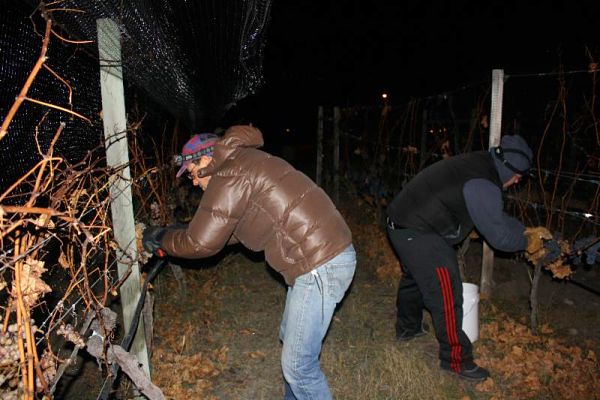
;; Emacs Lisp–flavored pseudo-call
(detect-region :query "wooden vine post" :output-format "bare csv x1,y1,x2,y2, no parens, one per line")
480,69,504,298
96,18,150,376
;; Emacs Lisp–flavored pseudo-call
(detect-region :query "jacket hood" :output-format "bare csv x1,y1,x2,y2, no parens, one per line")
491,134,533,184
198,125,264,177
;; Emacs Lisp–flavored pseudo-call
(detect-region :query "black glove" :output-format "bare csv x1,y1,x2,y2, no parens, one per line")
142,227,167,255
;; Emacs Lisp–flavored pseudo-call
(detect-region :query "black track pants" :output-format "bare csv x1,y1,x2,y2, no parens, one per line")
387,227,473,371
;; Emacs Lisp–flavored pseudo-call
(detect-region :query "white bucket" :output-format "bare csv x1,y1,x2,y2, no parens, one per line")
462,283,480,343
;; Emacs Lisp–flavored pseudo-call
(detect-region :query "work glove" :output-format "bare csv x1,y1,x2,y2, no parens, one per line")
524,226,553,255
524,226,553,265
142,226,167,256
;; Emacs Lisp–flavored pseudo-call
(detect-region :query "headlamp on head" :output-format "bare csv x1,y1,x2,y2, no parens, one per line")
493,146,532,175
173,146,215,166
174,133,218,178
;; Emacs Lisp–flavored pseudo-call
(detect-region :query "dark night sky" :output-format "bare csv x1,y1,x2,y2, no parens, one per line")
226,0,599,148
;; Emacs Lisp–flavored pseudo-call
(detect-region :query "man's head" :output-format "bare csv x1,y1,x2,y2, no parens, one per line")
175,133,219,189
492,134,533,189
175,133,219,178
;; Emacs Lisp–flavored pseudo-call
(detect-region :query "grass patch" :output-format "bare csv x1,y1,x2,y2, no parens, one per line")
324,343,462,399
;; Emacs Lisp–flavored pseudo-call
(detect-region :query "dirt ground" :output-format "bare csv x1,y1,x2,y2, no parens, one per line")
56,197,600,399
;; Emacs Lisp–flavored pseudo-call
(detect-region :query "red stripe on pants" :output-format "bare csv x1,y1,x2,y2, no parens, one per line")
435,268,454,366
442,268,462,372
436,267,462,372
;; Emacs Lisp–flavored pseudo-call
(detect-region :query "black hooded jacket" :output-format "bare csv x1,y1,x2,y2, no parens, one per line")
387,151,527,251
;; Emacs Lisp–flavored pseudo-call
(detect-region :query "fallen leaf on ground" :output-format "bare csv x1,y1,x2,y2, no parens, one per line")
246,350,266,359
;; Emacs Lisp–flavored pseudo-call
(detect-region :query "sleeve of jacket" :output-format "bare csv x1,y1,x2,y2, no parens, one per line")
161,174,250,258
463,178,527,252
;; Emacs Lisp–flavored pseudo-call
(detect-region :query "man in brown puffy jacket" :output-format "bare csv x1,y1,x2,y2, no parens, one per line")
143,125,356,399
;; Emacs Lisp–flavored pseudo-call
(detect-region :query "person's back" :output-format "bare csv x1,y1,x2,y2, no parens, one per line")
387,151,501,244
212,141,352,284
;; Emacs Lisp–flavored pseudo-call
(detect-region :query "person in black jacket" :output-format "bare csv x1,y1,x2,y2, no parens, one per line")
386,134,545,382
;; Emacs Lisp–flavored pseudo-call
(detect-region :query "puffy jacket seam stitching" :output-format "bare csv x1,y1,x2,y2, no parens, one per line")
182,231,220,254
199,204,241,221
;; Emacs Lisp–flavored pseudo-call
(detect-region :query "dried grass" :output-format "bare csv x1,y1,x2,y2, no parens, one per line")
324,343,460,400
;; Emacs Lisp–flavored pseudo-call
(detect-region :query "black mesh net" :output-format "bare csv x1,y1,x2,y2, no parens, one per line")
50,0,271,128
0,0,272,195
0,2,104,197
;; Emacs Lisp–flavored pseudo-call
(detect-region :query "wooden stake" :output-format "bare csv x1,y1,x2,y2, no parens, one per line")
481,69,504,298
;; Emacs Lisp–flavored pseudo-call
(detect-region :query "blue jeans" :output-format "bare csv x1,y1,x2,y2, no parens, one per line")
279,244,356,400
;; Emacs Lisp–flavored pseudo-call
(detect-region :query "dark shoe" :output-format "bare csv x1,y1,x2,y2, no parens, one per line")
441,362,490,382
396,322,429,342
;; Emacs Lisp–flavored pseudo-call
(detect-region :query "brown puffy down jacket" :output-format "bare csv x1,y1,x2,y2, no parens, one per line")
161,125,352,285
